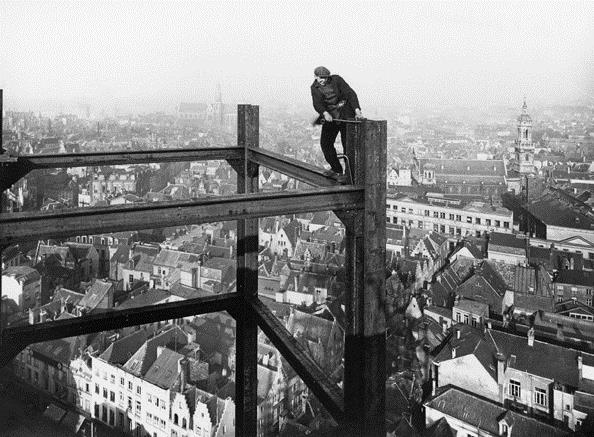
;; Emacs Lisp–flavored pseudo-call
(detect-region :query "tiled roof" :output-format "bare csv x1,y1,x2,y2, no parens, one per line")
489,232,526,250
556,270,594,287
31,335,83,365
123,326,187,377
418,159,506,177
454,298,489,315
110,245,130,264
425,385,570,437
144,347,184,389
99,330,148,364
2,265,40,284
154,249,200,269
78,280,113,311
528,194,594,231
282,220,301,247
117,289,171,310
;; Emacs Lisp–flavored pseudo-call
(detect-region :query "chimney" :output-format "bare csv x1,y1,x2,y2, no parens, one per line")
578,354,583,381
497,352,506,404
157,345,165,358
179,357,188,392
39,309,48,323
527,327,535,347
455,328,461,340
451,346,457,359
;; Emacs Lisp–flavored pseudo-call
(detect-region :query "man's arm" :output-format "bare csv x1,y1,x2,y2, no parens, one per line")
335,75,361,113
311,86,327,115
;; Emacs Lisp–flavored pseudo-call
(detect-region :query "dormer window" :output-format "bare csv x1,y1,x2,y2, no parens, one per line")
500,423,509,436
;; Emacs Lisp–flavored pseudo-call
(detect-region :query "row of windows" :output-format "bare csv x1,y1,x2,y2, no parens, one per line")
508,380,547,407
387,204,510,228
75,235,121,245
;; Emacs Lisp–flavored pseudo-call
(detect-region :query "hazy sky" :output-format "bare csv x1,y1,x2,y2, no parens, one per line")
1,0,593,112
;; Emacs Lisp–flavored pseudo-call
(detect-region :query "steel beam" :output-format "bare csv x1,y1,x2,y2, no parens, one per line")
249,297,345,422
248,147,336,187
343,119,387,436
0,186,363,246
0,293,240,367
235,104,260,436
11,147,243,168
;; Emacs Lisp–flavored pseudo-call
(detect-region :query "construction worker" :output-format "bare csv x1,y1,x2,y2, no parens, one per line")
311,66,363,183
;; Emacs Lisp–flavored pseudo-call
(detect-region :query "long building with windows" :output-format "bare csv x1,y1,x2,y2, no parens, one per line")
386,192,513,240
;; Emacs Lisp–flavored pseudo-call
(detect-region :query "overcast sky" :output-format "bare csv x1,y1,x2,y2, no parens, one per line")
1,0,593,112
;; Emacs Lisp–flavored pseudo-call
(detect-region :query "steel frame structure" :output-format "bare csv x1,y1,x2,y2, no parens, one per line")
0,100,387,436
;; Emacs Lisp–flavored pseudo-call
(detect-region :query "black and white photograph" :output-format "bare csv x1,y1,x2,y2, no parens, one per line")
1,1,593,436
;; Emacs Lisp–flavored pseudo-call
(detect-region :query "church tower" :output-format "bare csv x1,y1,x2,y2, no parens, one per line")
513,99,535,174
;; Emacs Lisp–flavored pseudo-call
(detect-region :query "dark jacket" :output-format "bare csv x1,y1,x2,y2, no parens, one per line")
311,75,360,123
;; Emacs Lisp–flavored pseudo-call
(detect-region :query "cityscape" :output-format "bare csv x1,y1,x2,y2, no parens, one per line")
1,1,594,437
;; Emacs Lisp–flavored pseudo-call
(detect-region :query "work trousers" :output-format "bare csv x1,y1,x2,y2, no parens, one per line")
320,121,347,174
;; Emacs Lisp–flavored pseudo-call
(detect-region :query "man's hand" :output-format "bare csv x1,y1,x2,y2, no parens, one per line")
355,108,364,120
323,111,333,123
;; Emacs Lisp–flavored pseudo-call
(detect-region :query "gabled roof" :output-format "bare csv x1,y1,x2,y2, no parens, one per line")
78,280,113,311
99,330,148,364
123,326,187,377
64,242,95,260
282,220,301,247
110,245,130,264
2,265,40,284
425,385,570,437
144,347,184,389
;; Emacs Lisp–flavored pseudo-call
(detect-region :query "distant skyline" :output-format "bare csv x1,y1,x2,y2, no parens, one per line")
1,0,593,114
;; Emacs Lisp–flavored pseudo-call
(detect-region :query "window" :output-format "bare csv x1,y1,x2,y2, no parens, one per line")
128,381,133,390
440,212,445,219
456,312,461,322
401,207,406,213
464,314,469,324
449,214,455,220
110,374,115,384
408,208,413,214
424,210,430,216
509,379,521,398
148,394,152,403
456,228,462,236
136,386,141,395
503,221,509,229
495,220,501,227
103,388,108,399
455,215,461,221
95,384,100,394
433,211,439,218
110,391,115,402
587,289,593,296
440,225,445,233
433,224,439,232
392,217,397,224
135,400,141,414
501,424,509,437
475,217,481,225
534,387,547,406
174,413,179,425
466,216,472,223
485,219,491,226
557,295,563,303
418,221,424,229
120,377,125,386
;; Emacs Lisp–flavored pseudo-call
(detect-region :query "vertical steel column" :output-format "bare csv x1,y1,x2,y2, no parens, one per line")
343,119,387,436
235,104,260,436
